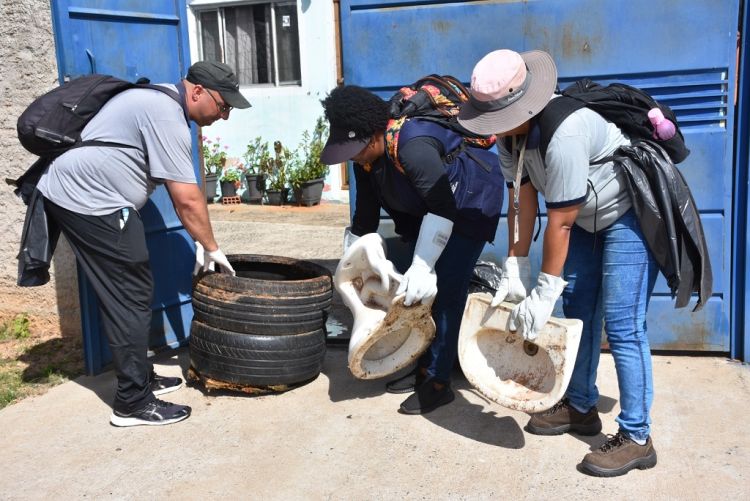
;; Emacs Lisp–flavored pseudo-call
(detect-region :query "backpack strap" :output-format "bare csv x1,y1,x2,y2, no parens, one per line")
385,118,491,174
76,84,182,151
536,95,587,160
8,85,184,191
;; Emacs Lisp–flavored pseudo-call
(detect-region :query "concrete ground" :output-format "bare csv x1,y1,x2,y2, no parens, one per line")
1,202,748,500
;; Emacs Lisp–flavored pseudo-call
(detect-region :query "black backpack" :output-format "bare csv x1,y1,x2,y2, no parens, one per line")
536,79,690,164
17,74,180,158
9,74,181,193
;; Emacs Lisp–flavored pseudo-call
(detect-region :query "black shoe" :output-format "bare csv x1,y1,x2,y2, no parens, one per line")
110,399,191,427
150,373,183,396
385,367,426,394
399,382,455,415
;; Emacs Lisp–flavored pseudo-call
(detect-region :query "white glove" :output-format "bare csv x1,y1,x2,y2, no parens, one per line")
194,241,236,276
396,213,453,306
491,256,532,307
508,272,567,341
194,241,206,275
343,227,360,254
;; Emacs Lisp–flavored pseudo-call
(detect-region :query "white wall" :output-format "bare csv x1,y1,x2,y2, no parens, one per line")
186,0,346,202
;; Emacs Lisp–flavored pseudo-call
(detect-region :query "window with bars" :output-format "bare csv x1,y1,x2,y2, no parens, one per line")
197,2,301,86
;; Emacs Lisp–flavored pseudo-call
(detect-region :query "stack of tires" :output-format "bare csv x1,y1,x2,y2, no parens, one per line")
189,254,332,390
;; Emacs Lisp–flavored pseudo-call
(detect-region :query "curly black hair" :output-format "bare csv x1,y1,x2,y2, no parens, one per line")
321,85,390,137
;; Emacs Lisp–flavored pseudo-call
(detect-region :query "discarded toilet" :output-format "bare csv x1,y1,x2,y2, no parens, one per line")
334,233,435,380
458,293,582,413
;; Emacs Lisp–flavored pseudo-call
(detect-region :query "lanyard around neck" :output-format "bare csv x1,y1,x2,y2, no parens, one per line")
511,134,527,245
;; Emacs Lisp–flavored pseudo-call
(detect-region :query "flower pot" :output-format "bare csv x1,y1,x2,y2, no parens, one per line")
294,178,325,207
245,173,266,204
266,188,289,206
205,174,218,203
221,180,238,198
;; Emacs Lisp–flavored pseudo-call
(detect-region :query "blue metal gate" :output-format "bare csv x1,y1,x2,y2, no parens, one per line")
50,0,198,374
735,0,750,362
340,0,740,354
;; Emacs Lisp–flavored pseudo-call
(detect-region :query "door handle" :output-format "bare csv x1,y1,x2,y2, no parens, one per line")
86,49,96,74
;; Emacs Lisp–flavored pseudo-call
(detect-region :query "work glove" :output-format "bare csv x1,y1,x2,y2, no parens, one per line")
194,241,236,276
396,213,453,306
508,272,567,341
343,226,360,254
357,233,400,294
490,256,532,307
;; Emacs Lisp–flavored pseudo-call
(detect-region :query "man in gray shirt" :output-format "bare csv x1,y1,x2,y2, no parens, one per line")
36,61,250,427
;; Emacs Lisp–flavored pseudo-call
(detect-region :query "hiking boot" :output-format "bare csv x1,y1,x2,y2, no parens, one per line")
150,372,183,396
525,398,602,436
399,382,454,414
385,367,426,394
579,432,657,477
110,399,191,427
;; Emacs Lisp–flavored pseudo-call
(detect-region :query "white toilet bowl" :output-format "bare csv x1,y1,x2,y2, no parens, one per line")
334,234,435,379
458,292,582,413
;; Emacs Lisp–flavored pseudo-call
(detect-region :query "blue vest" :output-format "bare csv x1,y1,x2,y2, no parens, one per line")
393,119,504,242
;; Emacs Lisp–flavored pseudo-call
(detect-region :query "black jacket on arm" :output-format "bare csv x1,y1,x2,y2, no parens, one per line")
614,140,712,311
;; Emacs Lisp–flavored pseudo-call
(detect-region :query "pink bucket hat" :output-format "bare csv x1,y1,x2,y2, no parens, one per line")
458,49,557,135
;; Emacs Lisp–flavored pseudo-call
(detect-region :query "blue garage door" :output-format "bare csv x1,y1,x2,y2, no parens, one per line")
50,0,198,374
340,0,740,353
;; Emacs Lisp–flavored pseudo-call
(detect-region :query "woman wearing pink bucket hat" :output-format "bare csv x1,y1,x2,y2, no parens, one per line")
459,49,659,477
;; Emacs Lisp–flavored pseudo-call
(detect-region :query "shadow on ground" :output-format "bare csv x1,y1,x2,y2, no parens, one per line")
19,336,84,383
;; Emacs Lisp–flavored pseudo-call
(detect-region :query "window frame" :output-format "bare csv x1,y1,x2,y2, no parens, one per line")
193,0,301,87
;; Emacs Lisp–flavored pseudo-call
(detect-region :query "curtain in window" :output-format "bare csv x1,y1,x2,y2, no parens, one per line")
225,5,273,85
200,10,222,62
275,3,301,84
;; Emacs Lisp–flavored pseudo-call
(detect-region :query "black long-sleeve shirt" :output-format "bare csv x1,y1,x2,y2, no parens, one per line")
351,135,457,242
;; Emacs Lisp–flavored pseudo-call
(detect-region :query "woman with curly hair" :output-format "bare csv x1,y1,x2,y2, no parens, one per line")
320,84,504,414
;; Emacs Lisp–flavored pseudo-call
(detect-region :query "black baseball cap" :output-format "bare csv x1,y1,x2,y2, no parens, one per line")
319,126,370,164
186,61,251,109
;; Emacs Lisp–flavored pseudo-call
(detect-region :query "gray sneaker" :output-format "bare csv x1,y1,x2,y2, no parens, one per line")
110,399,191,427
579,432,657,477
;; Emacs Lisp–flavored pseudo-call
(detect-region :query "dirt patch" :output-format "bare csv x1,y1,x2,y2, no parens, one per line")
0,313,84,409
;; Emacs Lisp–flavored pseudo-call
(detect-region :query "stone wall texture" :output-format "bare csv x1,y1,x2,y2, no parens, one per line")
0,0,81,336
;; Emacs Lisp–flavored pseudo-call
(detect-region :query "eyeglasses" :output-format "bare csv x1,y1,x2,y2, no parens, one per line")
206,89,232,114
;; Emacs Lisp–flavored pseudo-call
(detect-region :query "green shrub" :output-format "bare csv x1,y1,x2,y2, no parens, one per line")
243,137,269,175
290,117,330,188
220,167,242,183
201,136,228,176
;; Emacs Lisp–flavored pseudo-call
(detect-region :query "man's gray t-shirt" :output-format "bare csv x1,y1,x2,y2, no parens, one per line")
37,85,196,215
499,103,632,232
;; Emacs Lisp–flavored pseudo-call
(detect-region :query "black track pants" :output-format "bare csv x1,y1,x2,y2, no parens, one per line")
44,199,155,413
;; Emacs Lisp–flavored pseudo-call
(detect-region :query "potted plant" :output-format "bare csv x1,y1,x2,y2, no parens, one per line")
220,167,242,198
265,140,294,206
243,136,269,204
290,117,330,206
202,136,228,202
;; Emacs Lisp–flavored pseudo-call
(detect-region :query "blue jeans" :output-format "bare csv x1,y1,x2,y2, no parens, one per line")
420,232,485,384
563,209,658,441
